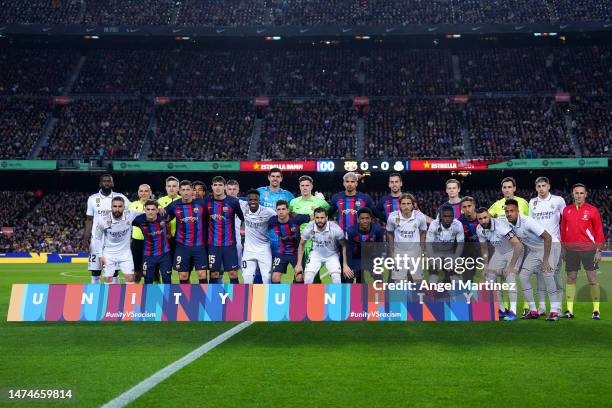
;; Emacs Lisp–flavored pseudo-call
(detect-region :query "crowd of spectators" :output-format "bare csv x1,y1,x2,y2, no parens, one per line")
259,100,356,160
0,192,88,253
365,49,454,96
0,0,81,25
0,48,78,96
151,100,254,160
74,50,173,95
458,47,556,93
556,45,612,95
0,191,37,228
364,99,465,159
267,49,360,96
3,0,610,26
570,97,612,156
467,98,574,158
40,99,150,159
173,51,266,97
0,98,49,159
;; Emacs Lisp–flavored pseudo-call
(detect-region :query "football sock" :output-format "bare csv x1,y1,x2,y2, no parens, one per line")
566,283,576,313
591,283,600,312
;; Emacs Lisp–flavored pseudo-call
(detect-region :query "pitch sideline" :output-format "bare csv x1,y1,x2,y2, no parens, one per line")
101,321,253,408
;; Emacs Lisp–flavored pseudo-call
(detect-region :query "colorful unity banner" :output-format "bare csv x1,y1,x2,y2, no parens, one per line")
8,284,498,322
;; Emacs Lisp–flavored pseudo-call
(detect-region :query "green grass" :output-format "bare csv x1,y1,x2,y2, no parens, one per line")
1,263,611,407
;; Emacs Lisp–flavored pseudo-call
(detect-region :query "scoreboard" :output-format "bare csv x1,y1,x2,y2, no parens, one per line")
316,160,408,173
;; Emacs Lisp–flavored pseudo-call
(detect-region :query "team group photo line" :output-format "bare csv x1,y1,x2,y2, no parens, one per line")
87,168,605,322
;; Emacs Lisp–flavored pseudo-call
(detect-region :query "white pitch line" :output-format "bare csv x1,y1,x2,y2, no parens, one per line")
101,321,253,408
60,271,89,278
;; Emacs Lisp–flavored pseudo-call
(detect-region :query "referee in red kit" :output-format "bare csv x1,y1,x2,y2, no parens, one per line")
561,183,605,320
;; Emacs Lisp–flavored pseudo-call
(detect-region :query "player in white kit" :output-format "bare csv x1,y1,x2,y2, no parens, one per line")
92,197,141,284
240,190,276,284
386,194,428,283
83,174,130,284
529,176,566,316
295,207,351,284
476,207,524,321
504,199,561,321
426,205,465,283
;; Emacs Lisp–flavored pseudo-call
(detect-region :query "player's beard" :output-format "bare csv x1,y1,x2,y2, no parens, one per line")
112,211,123,219
315,221,326,229
482,222,491,230
101,187,112,195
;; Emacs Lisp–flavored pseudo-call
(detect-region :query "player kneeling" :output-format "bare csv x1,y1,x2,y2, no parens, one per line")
476,208,523,321
132,200,172,284
93,197,142,284
295,208,352,284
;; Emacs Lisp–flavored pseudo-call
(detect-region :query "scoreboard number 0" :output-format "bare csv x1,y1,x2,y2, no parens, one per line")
381,161,389,171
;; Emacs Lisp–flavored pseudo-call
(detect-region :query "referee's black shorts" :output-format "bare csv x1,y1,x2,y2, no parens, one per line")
565,249,597,272
131,239,144,271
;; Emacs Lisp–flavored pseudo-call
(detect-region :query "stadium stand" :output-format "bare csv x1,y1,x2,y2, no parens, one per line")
0,98,49,159
40,99,150,159
364,99,465,159
74,50,173,95
467,98,574,159
570,97,612,157
151,100,254,160
259,100,357,160
0,48,77,96
2,0,611,26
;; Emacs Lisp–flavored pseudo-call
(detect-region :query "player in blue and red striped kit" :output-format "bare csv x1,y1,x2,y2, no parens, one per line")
206,176,244,284
165,180,209,284
375,173,403,222
458,196,481,282
329,172,375,233
438,178,462,219
268,200,311,283
346,208,385,283
132,200,172,284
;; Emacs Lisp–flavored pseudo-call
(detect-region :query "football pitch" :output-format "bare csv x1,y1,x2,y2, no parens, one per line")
2,263,612,407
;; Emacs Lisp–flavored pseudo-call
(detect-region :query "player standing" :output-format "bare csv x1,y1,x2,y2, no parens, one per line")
164,181,209,284
504,199,560,320
386,194,428,283
206,176,244,284
83,174,130,284
426,205,465,283
193,180,207,199
346,208,385,283
268,200,311,283
458,197,481,282
561,183,605,320
329,172,375,234
128,184,152,283
295,208,352,284
240,190,277,284
439,178,462,219
92,197,141,284
226,179,244,268
375,173,403,222
158,176,181,264
476,207,524,321
488,177,529,222
529,177,566,316
132,200,172,284
289,175,329,283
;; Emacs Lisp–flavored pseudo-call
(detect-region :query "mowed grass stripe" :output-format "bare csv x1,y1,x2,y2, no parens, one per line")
0,265,239,407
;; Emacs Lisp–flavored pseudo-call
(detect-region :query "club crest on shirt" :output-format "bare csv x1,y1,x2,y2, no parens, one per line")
96,198,100,203
583,214,589,220
355,201,362,207
291,226,296,232
193,208,199,213
160,221,165,227
223,207,228,212
106,221,112,228
395,217,401,225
